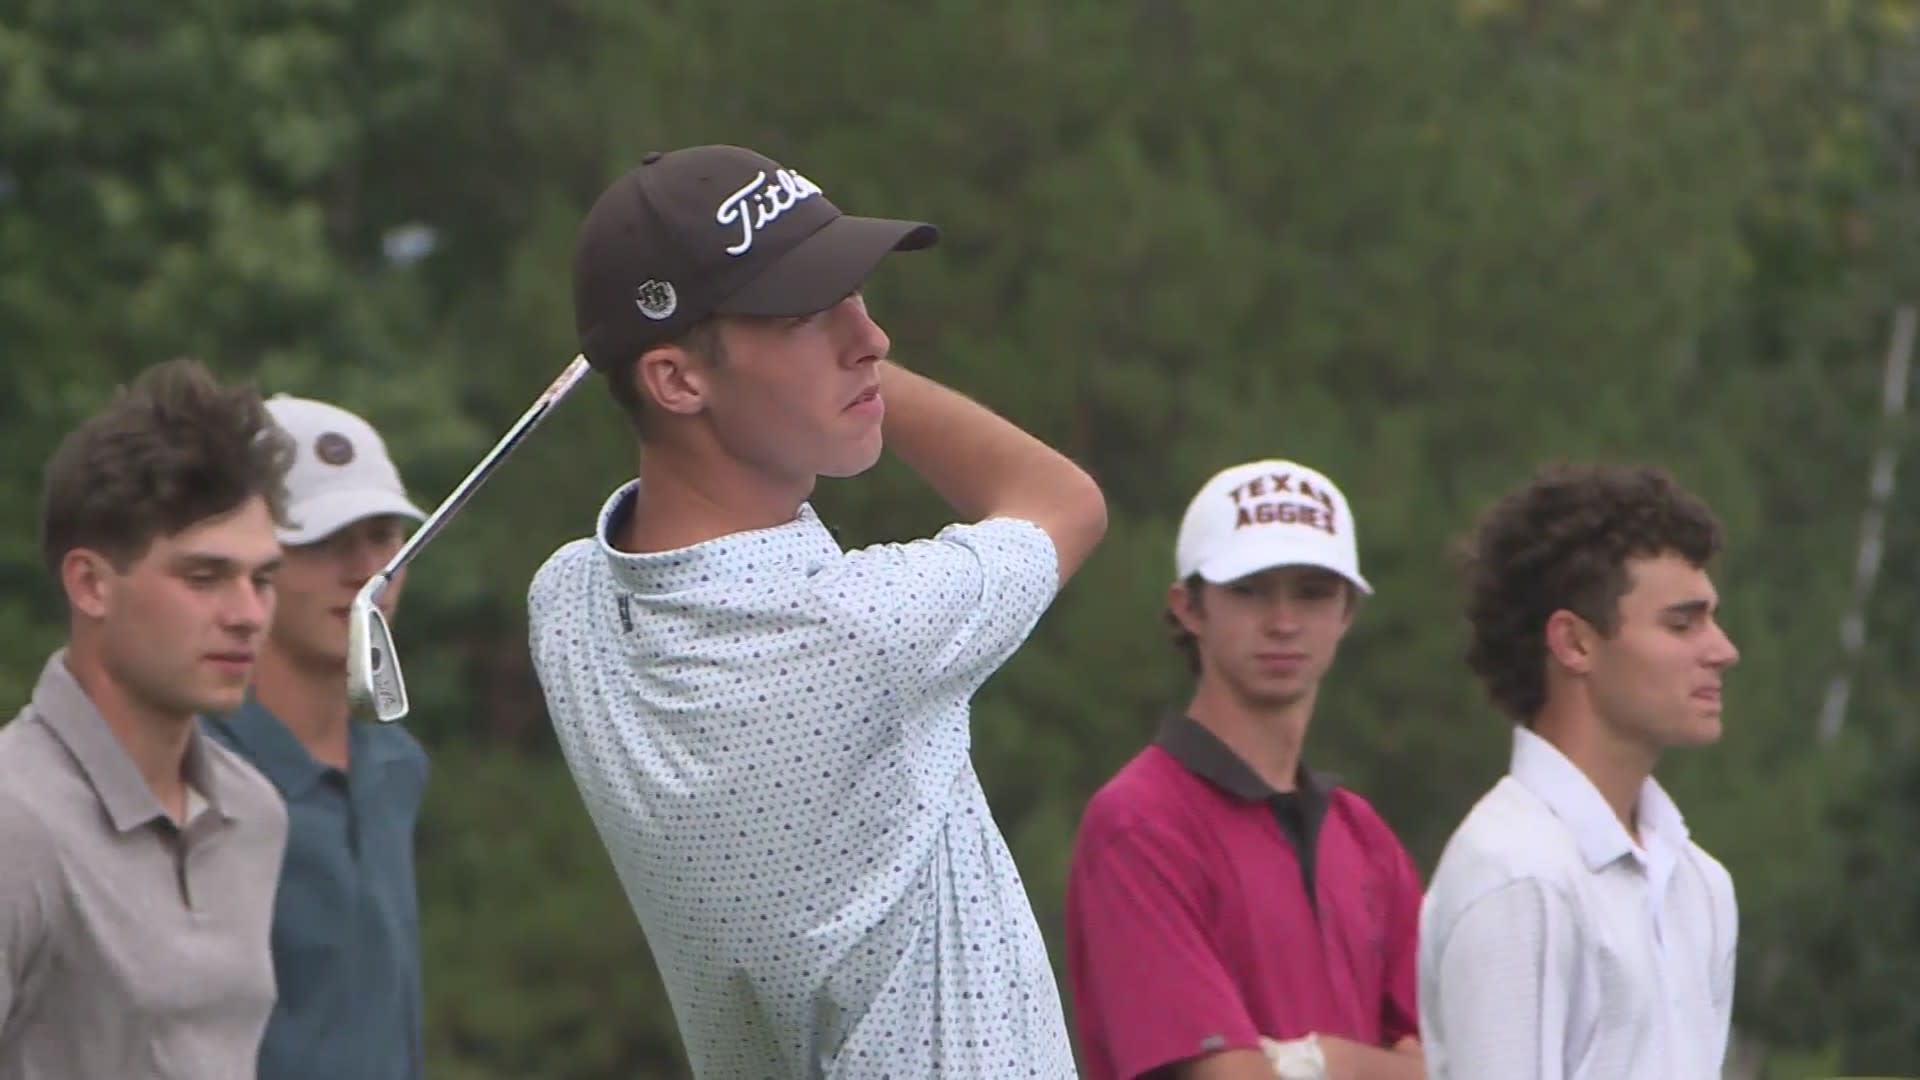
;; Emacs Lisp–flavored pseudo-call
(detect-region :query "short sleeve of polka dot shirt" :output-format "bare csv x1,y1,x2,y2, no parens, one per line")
527,480,1081,1080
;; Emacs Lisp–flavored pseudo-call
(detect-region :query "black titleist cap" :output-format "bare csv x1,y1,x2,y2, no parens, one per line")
572,144,939,370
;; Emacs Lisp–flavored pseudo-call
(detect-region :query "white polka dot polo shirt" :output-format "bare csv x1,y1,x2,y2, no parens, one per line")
527,480,1079,1080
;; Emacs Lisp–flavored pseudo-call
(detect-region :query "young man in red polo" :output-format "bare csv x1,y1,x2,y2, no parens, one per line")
1064,459,1425,1080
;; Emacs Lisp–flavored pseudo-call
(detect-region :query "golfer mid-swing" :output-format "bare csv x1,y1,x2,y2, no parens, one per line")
528,144,1108,1079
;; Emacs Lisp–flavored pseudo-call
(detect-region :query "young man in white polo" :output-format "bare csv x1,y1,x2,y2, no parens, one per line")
1418,463,1741,1079
527,144,1108,1079
203,394,431,1080
1064,459,1424,1080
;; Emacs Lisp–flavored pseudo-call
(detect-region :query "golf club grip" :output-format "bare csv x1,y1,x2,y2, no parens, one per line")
377,354,592,580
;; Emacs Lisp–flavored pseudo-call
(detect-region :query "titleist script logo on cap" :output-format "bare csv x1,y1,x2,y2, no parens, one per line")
635,279,677,321
1227,470,1339,535
717,168,824,256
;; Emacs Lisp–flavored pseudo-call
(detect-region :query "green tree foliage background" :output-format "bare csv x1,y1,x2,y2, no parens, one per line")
4,0,1918,1075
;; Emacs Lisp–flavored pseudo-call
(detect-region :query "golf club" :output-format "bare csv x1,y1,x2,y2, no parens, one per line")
348,353,593,722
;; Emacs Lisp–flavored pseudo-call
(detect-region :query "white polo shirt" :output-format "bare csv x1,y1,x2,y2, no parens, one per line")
526,481,1078,1080
1416,726,1738,1080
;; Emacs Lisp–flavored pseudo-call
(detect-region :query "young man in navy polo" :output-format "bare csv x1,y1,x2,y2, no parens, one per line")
1064,459,1425,1080
203,395,431,1080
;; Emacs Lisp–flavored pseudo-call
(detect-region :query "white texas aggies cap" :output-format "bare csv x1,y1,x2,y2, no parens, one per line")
1173,458,1371,594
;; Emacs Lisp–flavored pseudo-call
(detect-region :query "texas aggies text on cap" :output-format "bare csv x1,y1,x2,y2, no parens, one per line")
1174,459,1372,594
571,144,940,371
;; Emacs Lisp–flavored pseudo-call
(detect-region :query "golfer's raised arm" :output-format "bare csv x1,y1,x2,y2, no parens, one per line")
878,360,1107,583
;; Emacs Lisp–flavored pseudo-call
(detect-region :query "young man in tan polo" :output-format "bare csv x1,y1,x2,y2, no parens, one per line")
0,359,294,1079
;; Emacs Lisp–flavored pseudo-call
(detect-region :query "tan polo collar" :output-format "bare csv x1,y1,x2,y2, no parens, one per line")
29,648,233,833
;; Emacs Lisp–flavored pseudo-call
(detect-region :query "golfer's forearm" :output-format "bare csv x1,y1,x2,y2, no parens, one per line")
879,361,1106,576
1173,1049,1277,1080
1330,1041,1425,1080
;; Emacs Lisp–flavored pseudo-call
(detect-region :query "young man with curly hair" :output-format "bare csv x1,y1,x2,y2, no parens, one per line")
1417,463,1742,1080
1,359,296,1078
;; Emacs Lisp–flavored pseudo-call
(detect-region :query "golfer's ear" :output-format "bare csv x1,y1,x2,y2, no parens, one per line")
61,548,114,620
637,344,710,417
1167,579,1203,636
1544,608,1596,675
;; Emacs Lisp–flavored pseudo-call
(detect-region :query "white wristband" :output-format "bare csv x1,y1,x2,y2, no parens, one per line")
1259,1034,1328,1080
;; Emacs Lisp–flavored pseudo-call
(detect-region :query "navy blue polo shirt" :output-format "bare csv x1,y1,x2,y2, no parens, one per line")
202,693,430,1080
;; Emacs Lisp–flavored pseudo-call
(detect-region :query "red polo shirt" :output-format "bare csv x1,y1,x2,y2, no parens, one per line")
1063,714,1422,1080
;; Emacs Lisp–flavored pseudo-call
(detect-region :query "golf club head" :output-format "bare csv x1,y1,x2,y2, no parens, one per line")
347,578,410,723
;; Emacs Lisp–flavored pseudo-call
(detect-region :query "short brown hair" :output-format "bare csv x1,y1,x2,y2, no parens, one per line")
40,359,297,576
1458,462,1724,725
607,319,728,435
1166,573,1207,675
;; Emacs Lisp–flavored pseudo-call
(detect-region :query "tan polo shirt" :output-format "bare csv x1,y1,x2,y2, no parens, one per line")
0,649,289,1080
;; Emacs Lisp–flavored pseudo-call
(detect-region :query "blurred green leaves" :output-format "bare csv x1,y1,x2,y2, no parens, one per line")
4,0,1919,1074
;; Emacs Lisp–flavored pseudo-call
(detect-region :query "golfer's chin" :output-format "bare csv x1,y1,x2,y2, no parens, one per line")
818,434,885,479
182,680,250,719
1671,712,1725,748
1648,702,1725,750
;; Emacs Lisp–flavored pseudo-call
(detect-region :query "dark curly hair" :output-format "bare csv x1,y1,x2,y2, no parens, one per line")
41,358,297,577
1458,462,1724,725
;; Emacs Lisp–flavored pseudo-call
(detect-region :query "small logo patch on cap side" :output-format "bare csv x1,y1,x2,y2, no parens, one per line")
635,279,677,321
315,432,355,466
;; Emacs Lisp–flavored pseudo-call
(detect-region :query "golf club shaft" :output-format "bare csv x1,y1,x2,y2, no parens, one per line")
369,354,592,591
